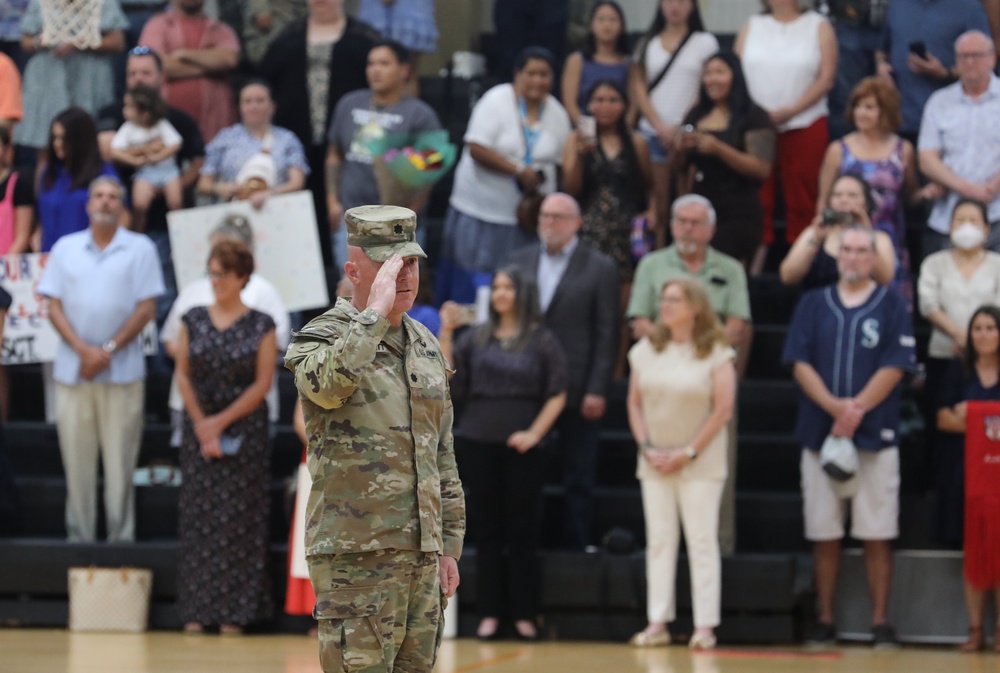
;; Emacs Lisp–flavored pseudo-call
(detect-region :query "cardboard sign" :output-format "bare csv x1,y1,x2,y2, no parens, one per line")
167,191,329,312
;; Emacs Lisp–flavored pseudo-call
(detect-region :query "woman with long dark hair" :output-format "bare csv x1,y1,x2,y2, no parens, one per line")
440,267,567,641
672,52,774,267
564,79,651,282
561,1,632,126
37,107,119,251
936,305,1000,651
629,0,718,241
436,48,571,304
564,78,651,375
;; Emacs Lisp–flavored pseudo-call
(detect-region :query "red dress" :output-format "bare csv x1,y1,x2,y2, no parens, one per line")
285,448,315,615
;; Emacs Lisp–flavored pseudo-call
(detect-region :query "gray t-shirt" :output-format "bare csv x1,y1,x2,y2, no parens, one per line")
327,89,442,211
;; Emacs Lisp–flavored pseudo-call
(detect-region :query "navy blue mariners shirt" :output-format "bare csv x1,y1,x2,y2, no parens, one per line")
782,284,917,452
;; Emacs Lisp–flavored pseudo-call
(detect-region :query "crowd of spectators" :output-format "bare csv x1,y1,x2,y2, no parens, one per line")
2,0,1000,652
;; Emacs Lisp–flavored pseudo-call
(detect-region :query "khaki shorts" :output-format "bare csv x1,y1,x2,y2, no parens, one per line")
800,447,900,541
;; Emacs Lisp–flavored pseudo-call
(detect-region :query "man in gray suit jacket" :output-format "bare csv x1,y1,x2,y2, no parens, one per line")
507,193,619,549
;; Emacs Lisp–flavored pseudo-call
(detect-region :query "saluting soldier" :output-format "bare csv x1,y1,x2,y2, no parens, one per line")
284,205,465,673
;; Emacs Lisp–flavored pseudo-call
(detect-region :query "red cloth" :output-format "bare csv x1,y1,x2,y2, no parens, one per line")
285,448,315,615
138,11,240,143
964,401,1000,589
760,116,828,245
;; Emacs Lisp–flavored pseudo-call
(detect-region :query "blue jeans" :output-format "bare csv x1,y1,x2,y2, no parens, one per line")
828,23,881,141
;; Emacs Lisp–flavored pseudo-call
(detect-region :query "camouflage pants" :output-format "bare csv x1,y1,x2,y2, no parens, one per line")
309,550,445,673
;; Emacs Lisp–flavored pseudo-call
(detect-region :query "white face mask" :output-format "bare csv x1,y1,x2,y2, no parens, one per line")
951,221,986,250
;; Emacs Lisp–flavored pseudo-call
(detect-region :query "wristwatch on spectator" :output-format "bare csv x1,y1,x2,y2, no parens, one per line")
683,446,698,460
102,340,117,354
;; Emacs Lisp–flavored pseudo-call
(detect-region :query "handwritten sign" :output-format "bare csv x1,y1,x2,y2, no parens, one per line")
0,254,157,365
167,191,329,312
0,254,57,365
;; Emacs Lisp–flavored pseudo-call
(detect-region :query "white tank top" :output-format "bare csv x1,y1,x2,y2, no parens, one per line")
741,11,828,132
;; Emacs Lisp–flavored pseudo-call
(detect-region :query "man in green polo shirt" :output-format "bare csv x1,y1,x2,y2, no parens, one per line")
627,194,751,348
626,193,752,556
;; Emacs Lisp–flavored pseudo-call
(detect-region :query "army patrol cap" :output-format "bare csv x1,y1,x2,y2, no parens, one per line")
345,205,427,262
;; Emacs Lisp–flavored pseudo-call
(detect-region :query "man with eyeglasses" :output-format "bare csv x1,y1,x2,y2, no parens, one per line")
782,225,915,647
96,45,205,373
505,192,619,550
918,30,1000,255
874,0,990,143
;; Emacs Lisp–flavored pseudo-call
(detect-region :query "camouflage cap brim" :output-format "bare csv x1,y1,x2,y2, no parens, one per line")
362,240,427,262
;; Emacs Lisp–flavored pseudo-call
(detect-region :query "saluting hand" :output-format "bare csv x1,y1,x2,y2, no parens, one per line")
366,254,405,318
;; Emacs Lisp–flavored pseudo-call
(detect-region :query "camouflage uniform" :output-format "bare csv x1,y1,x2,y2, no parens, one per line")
284,205,465,673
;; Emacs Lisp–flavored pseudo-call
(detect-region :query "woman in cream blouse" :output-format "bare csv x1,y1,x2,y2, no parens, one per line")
626,276,736,650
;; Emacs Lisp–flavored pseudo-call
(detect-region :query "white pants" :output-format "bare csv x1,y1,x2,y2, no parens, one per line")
55,381,145,542
640,476,724,628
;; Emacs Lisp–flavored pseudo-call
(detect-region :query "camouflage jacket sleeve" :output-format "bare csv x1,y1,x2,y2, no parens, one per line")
284,307,389,410
437,393,465,559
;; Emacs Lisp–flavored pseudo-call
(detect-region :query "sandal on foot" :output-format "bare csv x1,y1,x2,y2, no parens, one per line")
960,626,984,652
629,630,670,647
689,632,717,650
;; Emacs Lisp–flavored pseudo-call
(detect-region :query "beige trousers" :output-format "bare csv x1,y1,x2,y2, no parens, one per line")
55,381,145,542
640,475,725,628
718,414,738,555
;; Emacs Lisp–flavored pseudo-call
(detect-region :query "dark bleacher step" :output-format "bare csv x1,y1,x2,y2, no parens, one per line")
6,421,302,480
746,325,792,380
11,477,296,542
737,380,798,434
7,367,301,425
6,364,45,422
748,272,802,325
0,538,802,642
735,434,801,491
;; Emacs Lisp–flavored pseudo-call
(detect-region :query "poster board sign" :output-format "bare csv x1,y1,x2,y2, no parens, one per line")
167,191,329,312
0,254,157,365
0,253,57,364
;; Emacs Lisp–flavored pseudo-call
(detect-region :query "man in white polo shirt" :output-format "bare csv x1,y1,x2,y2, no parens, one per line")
38,176,164,542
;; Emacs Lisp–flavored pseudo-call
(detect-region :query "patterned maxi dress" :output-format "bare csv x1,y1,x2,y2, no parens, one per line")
839,138,912,307
177,306,275,626
579,143,646,282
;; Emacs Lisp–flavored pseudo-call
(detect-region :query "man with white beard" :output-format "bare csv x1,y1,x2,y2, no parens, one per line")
626,193,751,556
38,176,164,542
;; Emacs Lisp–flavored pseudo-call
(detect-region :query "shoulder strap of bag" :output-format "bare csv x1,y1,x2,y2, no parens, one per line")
646,30,696,94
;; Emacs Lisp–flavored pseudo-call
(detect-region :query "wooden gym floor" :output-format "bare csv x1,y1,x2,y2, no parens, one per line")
0,630,997,673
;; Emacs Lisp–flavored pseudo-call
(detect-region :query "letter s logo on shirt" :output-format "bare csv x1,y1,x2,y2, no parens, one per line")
861,319,880,349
